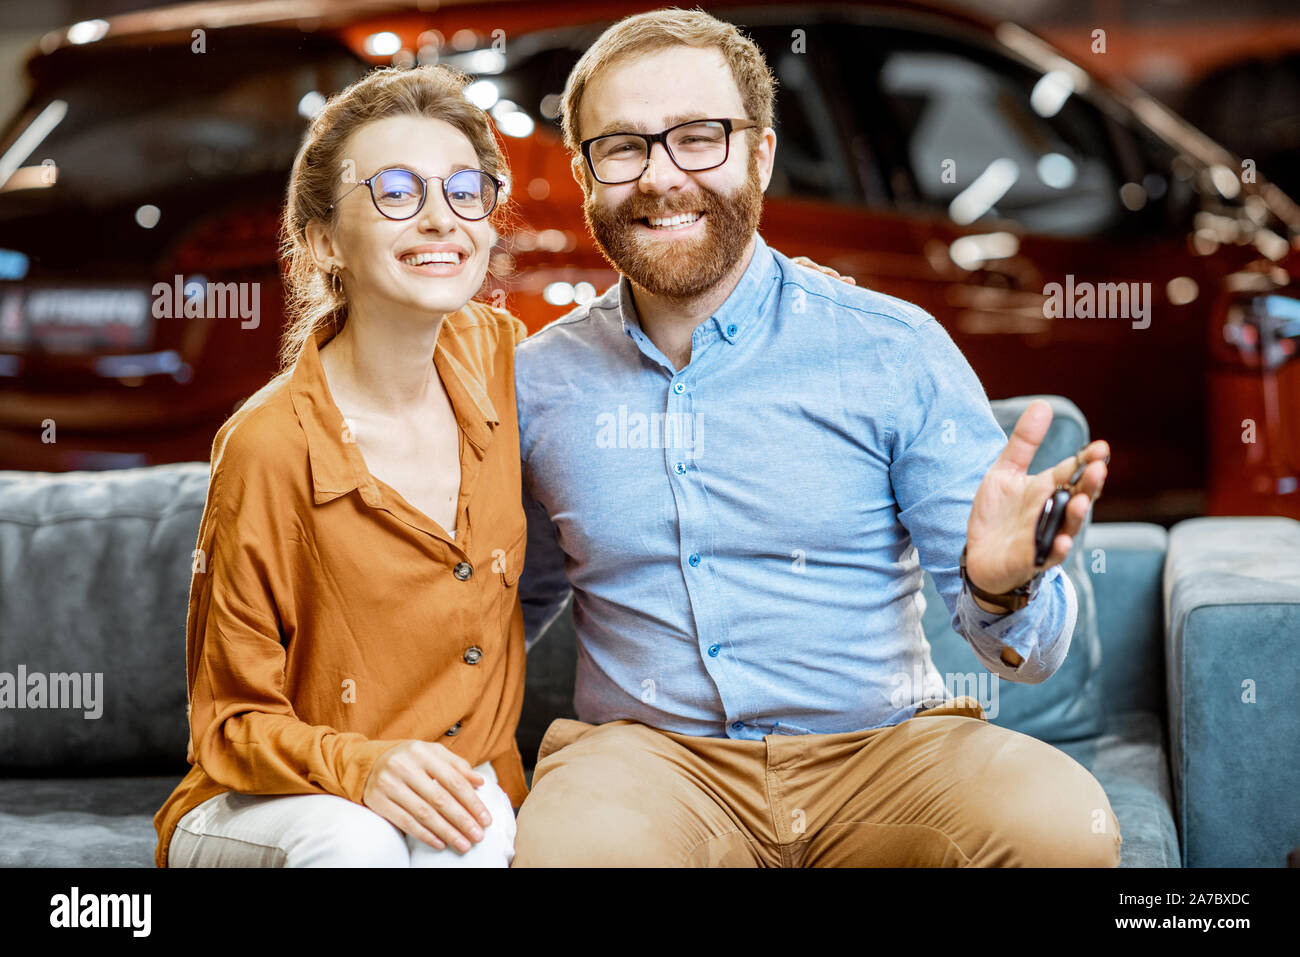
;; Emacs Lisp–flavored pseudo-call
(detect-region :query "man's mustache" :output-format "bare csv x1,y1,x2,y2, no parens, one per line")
616,193,713,221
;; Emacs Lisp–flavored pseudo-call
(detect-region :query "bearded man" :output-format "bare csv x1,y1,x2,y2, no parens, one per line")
510,7,1117,868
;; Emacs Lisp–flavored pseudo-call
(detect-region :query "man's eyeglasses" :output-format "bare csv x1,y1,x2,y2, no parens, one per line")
580,118,758,185
328,167,504,221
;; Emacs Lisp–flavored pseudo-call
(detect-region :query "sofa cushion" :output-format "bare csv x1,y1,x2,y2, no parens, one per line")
921,395,1106,743
0,463,205,770
0,775,178,866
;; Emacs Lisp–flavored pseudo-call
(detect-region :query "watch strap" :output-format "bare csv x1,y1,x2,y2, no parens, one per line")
960,544,1040,612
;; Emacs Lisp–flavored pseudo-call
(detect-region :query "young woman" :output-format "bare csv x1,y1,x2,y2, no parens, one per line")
153,64,530,867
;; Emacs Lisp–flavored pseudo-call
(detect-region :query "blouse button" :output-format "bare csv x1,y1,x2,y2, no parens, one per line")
453,562,473,581
445,721,462,736
463,646,483,665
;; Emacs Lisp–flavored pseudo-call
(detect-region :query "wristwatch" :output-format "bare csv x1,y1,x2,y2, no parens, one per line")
959,544,1041,612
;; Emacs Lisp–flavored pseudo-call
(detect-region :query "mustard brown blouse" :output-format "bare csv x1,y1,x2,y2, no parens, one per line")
153,300,530,867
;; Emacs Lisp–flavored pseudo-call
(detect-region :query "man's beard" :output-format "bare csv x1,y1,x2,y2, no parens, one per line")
583,152,764,301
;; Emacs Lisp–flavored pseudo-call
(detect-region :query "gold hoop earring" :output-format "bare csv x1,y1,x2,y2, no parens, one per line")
329,266,343,295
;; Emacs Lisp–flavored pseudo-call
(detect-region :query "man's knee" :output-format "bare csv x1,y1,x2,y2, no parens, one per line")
984,749,1122,867
1038,760,1121,867
1017,801,1122,867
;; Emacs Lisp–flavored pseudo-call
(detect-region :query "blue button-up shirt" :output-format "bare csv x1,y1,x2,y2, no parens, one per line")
515,232,1076,739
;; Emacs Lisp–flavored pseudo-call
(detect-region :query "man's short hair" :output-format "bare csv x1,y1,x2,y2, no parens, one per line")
559,7,777,154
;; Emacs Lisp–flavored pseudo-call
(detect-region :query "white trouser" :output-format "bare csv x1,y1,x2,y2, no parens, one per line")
168,760,516,867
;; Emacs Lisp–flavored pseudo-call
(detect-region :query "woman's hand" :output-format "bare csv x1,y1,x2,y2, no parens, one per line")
791,255,857,285
362,740,494,853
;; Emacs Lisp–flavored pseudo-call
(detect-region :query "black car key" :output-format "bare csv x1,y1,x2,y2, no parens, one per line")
1033,456,1089,567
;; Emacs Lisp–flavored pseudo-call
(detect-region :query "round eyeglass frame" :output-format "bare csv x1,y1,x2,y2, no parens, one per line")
579,117,759,185
327,167,505,222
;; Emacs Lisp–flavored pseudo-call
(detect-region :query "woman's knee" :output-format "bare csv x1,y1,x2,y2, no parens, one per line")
281,796,410,867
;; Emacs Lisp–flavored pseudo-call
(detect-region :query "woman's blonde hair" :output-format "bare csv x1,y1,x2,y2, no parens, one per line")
277,64,513,373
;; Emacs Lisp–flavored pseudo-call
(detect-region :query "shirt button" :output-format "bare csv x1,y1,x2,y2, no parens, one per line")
726,323,738,337
731,721,743,731
673,461,686,475
688,553,701,567
708,643,720,657
463,646,483,665
453,562,473,581
672,381,685,394
445,721,462,736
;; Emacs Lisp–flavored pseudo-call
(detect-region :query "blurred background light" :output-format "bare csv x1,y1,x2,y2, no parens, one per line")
464,79,500,110
1036,152,1077,189
66,19,108,45
949,158,1019,224
543,281,575,306
297,91,326,120
948,231,1019,270
1030,69,1074,117
363,32,401,57
134,204,160,228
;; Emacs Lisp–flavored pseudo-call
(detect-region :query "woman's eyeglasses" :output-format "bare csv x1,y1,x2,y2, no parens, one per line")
328,167,504,221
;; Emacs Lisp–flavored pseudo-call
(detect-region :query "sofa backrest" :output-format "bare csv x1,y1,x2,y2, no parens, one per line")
1084,522,1168,717
0,463,205,771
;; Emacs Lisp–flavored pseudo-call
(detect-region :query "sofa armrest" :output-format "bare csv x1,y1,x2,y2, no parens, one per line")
1163,517,1300,866
1084,522,1168,718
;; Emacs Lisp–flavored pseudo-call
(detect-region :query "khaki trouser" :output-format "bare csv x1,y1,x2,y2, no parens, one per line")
512,697,1122,867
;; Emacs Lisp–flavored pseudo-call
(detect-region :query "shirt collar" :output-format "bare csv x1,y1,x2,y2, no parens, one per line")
288,313,499,507
615,231,779,350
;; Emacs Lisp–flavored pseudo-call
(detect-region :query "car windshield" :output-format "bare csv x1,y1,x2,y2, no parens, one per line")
0,35,367,221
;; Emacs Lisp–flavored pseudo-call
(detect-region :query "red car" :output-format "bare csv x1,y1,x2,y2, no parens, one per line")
0,0,1296,523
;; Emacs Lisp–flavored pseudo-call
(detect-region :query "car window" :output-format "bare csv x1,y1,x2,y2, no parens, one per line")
739,23,858,203
824,23,1137,237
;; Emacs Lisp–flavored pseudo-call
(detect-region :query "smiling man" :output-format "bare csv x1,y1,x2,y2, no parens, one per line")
511,8,1120,867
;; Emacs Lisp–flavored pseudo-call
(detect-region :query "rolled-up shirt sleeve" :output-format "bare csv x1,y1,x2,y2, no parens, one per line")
887,316,1076,683
186,453,403,804
955,563,1077,683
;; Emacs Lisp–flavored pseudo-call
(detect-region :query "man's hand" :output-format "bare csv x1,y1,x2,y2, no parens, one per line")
965,399,1109,598
791,255,856,285
362,740,494,853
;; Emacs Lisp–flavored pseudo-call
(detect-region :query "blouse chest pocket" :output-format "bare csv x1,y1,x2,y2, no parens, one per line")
485,526,527,638
489,526,526,587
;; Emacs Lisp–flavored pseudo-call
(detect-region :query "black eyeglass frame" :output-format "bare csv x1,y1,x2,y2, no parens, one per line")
579,117,759,185
327,166,505,222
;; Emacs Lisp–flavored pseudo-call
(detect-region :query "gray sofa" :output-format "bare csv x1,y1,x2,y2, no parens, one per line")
1,395,1297,867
